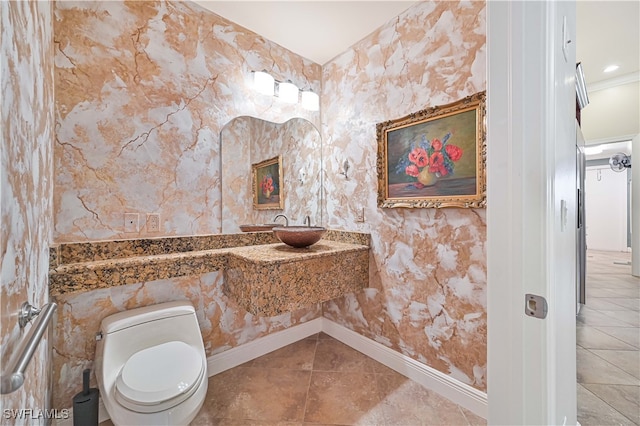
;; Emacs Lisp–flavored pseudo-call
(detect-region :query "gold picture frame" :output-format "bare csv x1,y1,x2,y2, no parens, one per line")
252,155,283,210
376,91,486,208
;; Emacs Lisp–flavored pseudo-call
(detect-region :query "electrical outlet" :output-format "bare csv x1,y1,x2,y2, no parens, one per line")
356,207,365,223
146,213,160,233
124,213,139,233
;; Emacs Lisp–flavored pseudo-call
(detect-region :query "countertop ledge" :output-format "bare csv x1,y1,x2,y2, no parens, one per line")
51,247,229,273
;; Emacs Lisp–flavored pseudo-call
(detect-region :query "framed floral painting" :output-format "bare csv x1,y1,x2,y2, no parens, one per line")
376,91,486,208
252,156,283,210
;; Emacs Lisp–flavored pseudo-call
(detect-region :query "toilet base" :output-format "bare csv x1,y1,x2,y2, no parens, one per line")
102,374,207,426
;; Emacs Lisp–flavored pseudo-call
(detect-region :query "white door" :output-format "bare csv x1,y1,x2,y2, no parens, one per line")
487,1,578,424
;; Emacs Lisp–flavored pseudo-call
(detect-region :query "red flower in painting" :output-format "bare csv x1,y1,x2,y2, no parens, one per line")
428,152,444,174
405,164,420,177
395,132,463,183
261,175,275,195
408,147,429,168
445,144,463,161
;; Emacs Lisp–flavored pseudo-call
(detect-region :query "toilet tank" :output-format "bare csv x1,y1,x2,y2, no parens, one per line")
96,301,206,383
101,301,198,334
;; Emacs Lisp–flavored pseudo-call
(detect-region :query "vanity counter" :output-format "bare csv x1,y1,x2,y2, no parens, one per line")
49,231,371,312
224,241,369,316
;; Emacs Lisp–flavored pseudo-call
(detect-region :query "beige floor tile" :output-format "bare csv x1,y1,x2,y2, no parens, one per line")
598,310,640,327
460,407,487,426
313,338,377,373
304,371,386,425
578,384,637,426
578,347,639,385
589,349,640,379
587,287,624,298
376,372,471,426
586,298,635,311
577,325,638,350
599,288,640,298
594,326,640,349
577,306,635,327
249,338,317,370
599,298,640,311
581,384,640,426
204,367,310,422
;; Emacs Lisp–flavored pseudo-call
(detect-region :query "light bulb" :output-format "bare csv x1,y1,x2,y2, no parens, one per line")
278,81,299,103
253,71,274,96
301,91,319,111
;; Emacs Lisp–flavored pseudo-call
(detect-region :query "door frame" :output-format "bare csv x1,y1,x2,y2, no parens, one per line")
487,1,578,424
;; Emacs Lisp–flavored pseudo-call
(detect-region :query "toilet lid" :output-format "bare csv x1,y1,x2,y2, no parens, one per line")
115,341,204,408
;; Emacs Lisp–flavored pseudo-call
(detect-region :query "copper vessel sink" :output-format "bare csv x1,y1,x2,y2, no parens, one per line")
239,223,279,232
272,226,326,248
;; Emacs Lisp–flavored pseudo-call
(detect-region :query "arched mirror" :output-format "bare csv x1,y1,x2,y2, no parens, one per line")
220,116,323,233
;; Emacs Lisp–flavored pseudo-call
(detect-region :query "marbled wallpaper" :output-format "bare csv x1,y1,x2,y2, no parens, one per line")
52,0,322,409
321,1,488,391
1,0,55,422
54,0,321,243
221,116,322,232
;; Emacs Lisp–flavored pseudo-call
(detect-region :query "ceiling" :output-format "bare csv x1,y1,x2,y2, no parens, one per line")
576,1,640,86
193,1,417,65
195,1,639,85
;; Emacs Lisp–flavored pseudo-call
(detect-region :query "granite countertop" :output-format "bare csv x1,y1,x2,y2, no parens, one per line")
227,240,369,264
49,230,370,297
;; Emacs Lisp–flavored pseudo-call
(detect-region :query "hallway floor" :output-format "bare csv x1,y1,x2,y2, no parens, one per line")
577,250,640,426
191,332,485,425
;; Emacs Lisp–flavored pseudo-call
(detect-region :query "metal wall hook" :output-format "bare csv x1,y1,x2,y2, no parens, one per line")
18,302,42,328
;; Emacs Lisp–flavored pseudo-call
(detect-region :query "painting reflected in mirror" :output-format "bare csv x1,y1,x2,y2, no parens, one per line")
221,117,322,232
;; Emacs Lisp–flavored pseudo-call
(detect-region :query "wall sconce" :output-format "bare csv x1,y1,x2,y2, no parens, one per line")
251,70,319,111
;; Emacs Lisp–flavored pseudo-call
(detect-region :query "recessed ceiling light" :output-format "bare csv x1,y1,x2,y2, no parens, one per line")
603,65,619,73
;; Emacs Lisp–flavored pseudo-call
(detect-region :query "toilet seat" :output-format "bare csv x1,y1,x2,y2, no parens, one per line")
114,341,205,413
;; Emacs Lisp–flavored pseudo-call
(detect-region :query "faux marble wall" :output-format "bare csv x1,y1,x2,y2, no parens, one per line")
321,1,487,391
54,0,321,242
52,0,322,409
1,0,55,421
221,117,322,232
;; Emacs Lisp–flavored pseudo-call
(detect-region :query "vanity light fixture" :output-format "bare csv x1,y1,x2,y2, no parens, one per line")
252,70,319,110
301,90,319,111
253,71,275,96
277,81,299,103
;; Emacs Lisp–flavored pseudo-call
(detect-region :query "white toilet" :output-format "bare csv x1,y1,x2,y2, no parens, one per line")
95,301,208,425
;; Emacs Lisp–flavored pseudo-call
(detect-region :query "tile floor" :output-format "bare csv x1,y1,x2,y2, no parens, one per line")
577,250,640,426
191,333,486,425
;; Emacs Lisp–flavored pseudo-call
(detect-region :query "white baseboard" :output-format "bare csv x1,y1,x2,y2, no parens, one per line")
57,317,487,424
206,318,323,375
321,319,488,419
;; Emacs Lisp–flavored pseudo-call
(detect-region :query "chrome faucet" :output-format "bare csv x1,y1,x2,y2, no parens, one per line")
304,215,311,227
273,214,289,227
